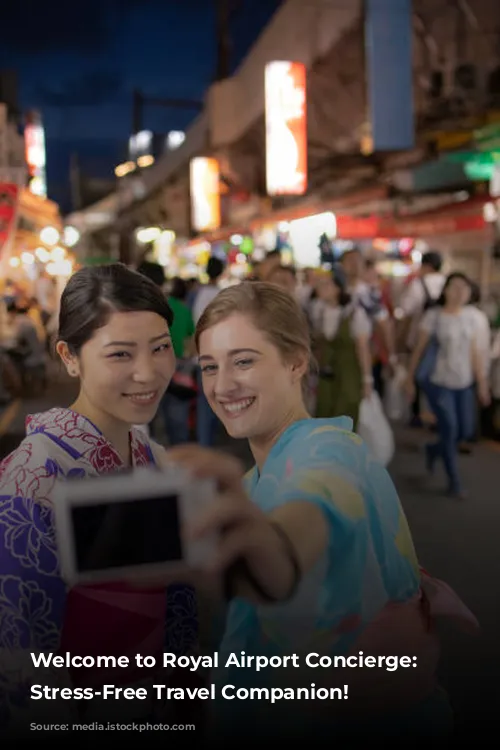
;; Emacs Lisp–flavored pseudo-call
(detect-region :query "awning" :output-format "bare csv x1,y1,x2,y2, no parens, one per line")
336,196,489,238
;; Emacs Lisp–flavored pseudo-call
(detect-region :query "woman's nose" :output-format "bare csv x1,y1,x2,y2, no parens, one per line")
213,366,238,395
132,355,156,382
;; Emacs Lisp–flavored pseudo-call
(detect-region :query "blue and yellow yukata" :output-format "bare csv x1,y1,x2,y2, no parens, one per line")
210,417,452,739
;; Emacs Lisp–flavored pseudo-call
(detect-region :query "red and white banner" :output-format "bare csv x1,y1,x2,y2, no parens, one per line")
335,204,487,239
265,61,307,197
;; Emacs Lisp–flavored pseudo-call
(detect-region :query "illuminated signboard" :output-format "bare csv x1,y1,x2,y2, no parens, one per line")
190,157,221,233
265,61,307,197
24,111,47,197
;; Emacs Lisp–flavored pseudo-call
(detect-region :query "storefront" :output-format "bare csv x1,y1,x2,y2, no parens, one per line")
142,187,494,292
378,197,495,295
0,186,77,300
175,235,255,283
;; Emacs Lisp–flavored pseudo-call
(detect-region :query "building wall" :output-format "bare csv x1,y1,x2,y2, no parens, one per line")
207,0,362,148
413,0,500,111
0,102,27,186
209,0,500,153
423,227,495,293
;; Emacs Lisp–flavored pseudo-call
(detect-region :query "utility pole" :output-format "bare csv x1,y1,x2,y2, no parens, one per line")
69,152,82,211
215,0,232,81
132,89,142,137
130,0,239,133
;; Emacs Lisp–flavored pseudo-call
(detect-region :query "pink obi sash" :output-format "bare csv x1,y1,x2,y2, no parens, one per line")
59,582,166,688
319,569,479,717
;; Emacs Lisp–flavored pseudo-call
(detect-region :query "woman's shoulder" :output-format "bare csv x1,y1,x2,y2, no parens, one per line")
0,431,59,503
258,420,375,519
419,307,441,333
462,305,489,327
293,417,361,443
278,418,366,472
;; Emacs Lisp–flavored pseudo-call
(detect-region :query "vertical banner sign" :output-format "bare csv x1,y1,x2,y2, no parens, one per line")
24,110,47,197
190,157,221,233
265,61,307,197
365,0,414,151
0,182,19,263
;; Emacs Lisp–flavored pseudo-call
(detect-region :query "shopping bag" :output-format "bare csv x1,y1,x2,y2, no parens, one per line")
384,364,409,422
358,392,395,466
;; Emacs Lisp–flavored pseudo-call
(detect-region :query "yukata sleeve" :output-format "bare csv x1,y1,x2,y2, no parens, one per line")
0,445,72,735
275,425,420,625
277,424,369,529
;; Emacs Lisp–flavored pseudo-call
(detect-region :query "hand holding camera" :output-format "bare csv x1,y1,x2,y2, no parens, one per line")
54,446,299,603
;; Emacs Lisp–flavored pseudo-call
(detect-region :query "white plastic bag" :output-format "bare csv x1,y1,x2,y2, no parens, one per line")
384,364,409,422
358,392,395,466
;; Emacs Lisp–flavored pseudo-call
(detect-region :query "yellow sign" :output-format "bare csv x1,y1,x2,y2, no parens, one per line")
190,158,221,233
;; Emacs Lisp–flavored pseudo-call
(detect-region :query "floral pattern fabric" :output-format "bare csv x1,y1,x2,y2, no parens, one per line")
0,408,197,730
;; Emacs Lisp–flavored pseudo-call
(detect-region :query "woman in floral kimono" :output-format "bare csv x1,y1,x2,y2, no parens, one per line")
0,264,197,735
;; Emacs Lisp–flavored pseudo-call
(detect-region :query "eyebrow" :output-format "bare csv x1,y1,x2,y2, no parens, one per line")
104,332,172,348
198,348,262,362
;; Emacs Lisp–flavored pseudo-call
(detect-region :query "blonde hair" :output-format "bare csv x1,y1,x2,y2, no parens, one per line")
195,282,314,383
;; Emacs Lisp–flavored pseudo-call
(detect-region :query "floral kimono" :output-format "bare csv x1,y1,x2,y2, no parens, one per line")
0,407,197,733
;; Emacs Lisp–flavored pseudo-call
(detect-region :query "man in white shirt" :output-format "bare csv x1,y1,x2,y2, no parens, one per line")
192,257,226,446
398,251,446,426
399,251,446,351
193,257,225,325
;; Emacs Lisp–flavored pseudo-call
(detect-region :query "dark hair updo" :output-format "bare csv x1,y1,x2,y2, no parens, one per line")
58,263,173,355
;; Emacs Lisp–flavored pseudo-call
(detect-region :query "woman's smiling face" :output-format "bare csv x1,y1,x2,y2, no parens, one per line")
198,312,305,440
59,309,175,427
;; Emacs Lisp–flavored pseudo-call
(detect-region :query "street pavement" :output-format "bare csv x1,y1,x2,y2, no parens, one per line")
1,372,498,739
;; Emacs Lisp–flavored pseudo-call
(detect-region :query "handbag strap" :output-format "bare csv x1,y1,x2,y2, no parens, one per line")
432,308,441,337
420,277,431,306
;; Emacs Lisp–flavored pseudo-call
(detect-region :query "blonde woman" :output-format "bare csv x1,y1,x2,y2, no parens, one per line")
165,282,470,742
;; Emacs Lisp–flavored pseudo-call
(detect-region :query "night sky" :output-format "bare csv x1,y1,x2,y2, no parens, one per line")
0,0,281,211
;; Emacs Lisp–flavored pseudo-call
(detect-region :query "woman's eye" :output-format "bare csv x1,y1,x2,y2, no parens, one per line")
200,364,217,374
154,343,171,353
107,351,130,360
235,358,253,368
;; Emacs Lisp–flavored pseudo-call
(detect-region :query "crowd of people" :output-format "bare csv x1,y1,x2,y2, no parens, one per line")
0,248,492,741
136,247,497,500
0,272,57,399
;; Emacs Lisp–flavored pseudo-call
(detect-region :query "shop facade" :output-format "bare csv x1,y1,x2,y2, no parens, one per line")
0,185,77,300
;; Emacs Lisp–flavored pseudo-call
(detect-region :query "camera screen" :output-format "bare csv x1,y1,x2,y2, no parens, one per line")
70,493,183,573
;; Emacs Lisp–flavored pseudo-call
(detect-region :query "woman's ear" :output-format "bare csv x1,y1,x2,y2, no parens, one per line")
56,341,80,378
290,351,309,383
